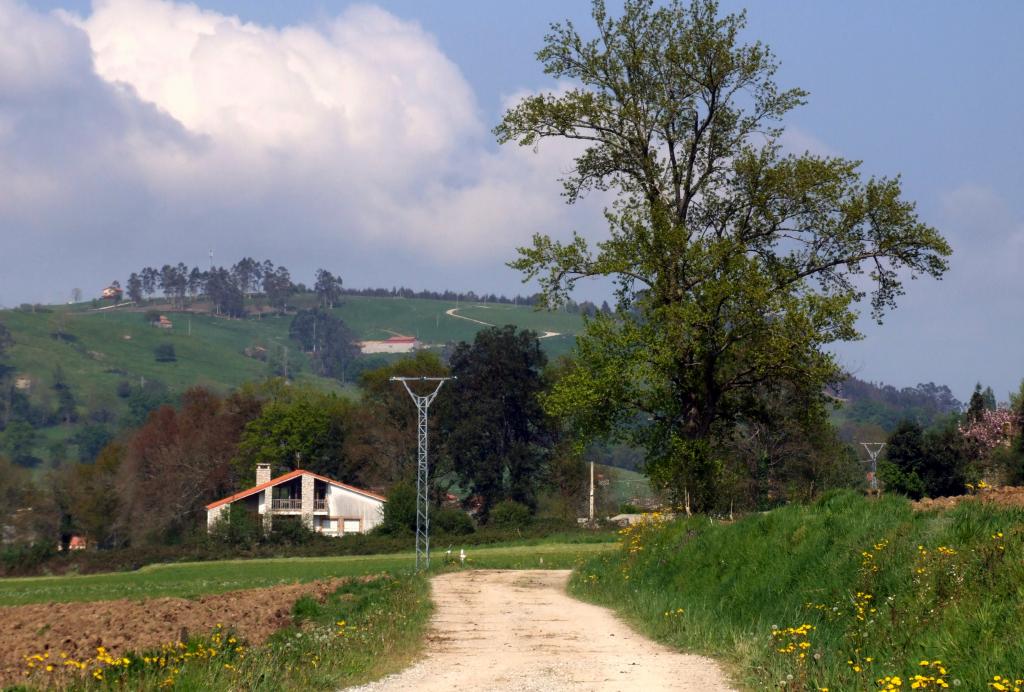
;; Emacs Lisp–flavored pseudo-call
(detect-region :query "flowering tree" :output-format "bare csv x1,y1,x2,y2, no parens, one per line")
959,408,1015,455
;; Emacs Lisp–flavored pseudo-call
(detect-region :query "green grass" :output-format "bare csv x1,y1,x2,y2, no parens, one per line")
0,296,583,465
0,541,614,606
570,492,1024,690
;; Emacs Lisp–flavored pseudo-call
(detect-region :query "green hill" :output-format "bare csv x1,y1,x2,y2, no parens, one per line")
0,296,583,467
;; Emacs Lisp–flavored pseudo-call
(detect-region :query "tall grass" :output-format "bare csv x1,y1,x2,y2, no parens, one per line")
570,491,1024,690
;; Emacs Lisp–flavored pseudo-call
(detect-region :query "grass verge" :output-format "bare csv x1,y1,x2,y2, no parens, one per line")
570,491,1024,691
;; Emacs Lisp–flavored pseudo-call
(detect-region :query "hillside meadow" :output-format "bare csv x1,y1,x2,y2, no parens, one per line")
0,295,583,466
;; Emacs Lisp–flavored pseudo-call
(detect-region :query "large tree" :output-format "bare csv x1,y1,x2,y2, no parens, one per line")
440,326,556,519
344,351,450,488
496,0,951,509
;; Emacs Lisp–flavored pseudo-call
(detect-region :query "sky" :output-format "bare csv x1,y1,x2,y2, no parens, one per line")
2,0,1023,401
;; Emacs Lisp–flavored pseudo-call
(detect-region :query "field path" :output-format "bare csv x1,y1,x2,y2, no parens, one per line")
346,569,734,692
445,308,562,339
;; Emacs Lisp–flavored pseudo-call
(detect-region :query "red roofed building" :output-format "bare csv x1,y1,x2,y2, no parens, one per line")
206,465,386,536
358,335,419,354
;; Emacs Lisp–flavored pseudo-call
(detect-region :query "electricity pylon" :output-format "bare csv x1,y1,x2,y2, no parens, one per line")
391,376,454,570
861,442,886,492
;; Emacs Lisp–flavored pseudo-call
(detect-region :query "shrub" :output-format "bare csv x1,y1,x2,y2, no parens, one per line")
115,380,132,398
267,516,315,545
433,507,475,535
154,343,176,362
488,499,532,528
208,504,263,549
377,482,416,535
144,309,161,324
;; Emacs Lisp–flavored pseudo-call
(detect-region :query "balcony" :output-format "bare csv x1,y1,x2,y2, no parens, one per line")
271,498,302,511
269,498,328,512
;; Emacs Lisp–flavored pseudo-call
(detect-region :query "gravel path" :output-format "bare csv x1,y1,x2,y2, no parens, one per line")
346,569,734,692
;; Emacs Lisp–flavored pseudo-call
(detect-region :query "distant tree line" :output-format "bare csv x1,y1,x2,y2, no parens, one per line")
125,258,299,317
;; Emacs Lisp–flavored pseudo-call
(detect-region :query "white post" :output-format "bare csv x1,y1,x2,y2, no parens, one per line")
589,461,595,525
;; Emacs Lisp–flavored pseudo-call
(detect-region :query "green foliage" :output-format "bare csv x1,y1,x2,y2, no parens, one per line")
268,516,316,545
441,326,556,518
572,493,1024,689
289,308,360,381
208,503,263,549
2,420,40,467
879,419,970,499
497,0,951,510
235,387,357,482
488,499,532,528
378,481,416,535
52,365,77,424
153,342,176,362
432,507,475,535
123,379,172,427
70,424,114,463
966,382,997,423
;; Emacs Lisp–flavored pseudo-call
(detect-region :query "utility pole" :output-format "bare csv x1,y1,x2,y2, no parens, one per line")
391,376,454,571
589,461,595,526
861,442,886,493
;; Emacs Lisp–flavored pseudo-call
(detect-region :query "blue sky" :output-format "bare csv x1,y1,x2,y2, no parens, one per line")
5,0,1024,400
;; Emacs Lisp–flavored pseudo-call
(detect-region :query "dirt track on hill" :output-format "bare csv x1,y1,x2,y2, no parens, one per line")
346,569,734,692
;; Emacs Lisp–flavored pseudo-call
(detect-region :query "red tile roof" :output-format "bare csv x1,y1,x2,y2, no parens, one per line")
205,469,386,510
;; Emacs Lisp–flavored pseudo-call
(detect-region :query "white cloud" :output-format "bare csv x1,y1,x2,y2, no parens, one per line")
0,0,598,304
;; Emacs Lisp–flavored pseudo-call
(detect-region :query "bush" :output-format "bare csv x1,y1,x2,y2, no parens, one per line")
377,481,417,535
0,541,58,576
154,343,176,362
433,507,475,535
208,504,263,549
116,380,132,398
144,309,161,324
488,499,532,528
267,516,315,545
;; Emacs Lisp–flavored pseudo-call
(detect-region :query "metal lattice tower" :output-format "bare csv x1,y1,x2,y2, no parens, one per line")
861,442,886,492
391,376,453,570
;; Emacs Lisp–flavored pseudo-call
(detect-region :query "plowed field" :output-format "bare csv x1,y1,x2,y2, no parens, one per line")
0,578,347,686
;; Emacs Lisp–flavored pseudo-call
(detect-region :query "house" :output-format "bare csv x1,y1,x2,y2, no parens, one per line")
205,464,385,536
358,335,418,354
101,285,122,300
156,315,173,329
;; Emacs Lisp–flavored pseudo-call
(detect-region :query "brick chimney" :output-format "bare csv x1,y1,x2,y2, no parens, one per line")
256,463,272,486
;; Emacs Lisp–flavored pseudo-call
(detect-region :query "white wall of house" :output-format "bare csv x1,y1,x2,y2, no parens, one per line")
207,504,227,529
326,485,384,534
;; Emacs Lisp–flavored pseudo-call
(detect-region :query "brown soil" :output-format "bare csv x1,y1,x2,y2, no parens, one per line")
348,570,734,692
912,486,1024,511
0,578,348,687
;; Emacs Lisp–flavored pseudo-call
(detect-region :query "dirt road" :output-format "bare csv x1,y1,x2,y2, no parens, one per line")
347,569,734,692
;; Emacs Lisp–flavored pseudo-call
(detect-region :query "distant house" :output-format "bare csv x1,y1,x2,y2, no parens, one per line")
101,285,122,300
155,315,173,329
358,335,418,354
205,465,386,536
13,375,31,391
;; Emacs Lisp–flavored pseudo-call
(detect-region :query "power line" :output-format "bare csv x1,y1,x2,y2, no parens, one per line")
861,442,886,493
391,376,454,571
